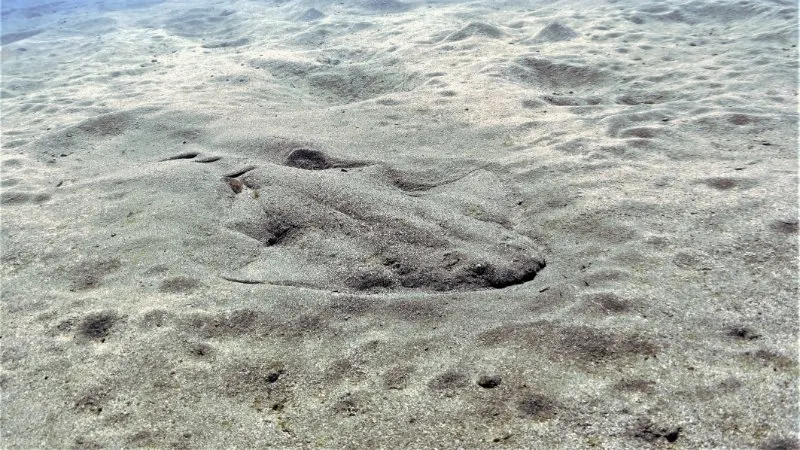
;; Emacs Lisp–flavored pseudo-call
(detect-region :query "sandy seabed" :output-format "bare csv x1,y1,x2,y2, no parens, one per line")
1,0,798,448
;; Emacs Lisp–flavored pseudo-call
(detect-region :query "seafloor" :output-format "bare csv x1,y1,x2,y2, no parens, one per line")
1,0,798,448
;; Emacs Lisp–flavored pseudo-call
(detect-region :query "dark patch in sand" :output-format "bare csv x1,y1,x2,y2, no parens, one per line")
306,65,418,103
617,92,669,105
583,292,631,314
285,148,333,170
727,325,761,341
71,259,122,291
614,378,656,394
78,311,120,342
619,127,658,139
140,309,170,329
517,394,557,420
75,111,135,137
429,369,469,390
541,95,601,106
508,57,605,90
221,361,290,412
0,191,51,205
385,299,447,322
728,113,761,125
383,365,415,390
188,342,215,358
345,269,395,290
184,309,270,339
745,349,796,371
328,295,374,318
225,177,244,193
158,276,200,294
332,392,367,416
477,375,502,389
478,321,658,365
1,29,43,45
201,38,248,49
760,436,800,450
772,219,798,234
702,177,741,190
74,385,110,414
232,217,300,246
283,149,367,171
629,417,682,443
325,358,366,383
385,169,439,192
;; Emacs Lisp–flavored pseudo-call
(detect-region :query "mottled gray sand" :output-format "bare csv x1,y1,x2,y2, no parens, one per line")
1,0,798,448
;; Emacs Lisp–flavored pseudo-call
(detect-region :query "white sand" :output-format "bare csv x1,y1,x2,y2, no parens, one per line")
1,0,798,447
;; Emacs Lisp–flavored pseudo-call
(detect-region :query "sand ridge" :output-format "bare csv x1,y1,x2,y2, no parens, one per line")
1,0,798,448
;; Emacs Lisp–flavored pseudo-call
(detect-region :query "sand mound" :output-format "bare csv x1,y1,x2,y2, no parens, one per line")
306,65,418,102
506,57,606,91
445,21,504,41
297,8,325,22
528,22,578,43
252,55,420,103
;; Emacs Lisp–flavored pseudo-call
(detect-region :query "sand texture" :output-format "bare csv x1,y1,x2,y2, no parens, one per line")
1,0,798,448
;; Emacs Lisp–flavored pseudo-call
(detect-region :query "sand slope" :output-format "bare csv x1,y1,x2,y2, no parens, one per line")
1,0,798,448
